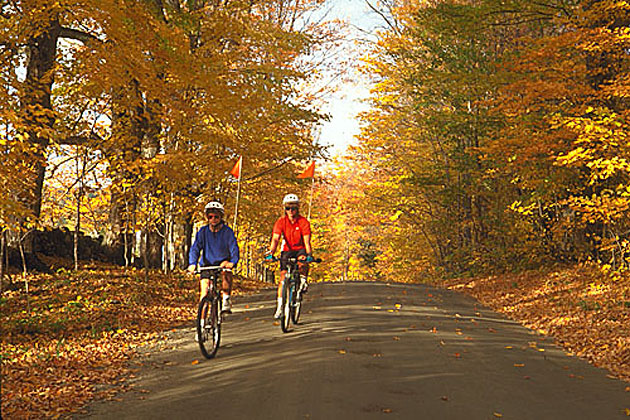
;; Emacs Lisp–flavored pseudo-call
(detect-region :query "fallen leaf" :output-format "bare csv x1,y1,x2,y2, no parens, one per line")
191,360,199,365
514,363,525,367
339,349,346,355
505,346,513,349
493,413,503,418
441,396,448,401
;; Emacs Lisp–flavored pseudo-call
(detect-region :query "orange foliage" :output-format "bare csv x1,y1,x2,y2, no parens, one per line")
1,261,270,418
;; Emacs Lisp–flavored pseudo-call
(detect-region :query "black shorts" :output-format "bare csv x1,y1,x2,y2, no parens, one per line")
279,249,307,271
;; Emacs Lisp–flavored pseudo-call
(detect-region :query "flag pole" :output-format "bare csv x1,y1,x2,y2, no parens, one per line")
232,157,242,233
307,176,314,219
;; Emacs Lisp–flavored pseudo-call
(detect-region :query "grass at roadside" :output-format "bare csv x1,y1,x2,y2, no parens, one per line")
1,260,272,418
437,264,630,383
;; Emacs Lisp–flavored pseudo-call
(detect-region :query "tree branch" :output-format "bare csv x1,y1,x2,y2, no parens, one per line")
59,27,101,44
60,132,104,145
365,0,397,32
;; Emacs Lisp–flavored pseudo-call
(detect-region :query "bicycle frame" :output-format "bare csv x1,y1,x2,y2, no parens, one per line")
195,266,231,359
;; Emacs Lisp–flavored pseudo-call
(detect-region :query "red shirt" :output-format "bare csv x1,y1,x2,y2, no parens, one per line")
273,215,311,252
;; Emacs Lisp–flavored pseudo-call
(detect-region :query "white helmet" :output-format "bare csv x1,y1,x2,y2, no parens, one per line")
282,194,300,205
204,201,224,214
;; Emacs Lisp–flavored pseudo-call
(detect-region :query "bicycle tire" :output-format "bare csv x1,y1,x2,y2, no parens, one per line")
291,275,302,324
197,295,221,358
280,278,291,333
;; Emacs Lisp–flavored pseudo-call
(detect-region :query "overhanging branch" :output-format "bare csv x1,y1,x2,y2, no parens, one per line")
59,27,101,44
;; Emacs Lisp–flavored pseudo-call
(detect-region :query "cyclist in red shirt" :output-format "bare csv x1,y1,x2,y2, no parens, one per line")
265,193,314,319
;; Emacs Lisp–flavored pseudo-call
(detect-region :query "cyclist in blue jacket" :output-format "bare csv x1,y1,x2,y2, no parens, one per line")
187,201,239,314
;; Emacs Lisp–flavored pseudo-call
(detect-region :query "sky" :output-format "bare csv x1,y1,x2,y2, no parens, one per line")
316,0,385,156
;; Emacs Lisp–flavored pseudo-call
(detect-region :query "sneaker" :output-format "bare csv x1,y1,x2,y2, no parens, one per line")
273,297,283,319
222,295,232,314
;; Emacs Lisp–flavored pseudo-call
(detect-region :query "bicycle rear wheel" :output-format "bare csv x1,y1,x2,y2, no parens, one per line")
280,279,291,333
197,295,221,358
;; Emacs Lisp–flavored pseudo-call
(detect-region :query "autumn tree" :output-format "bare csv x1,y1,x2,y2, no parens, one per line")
344,0,629,278
2,0,337,273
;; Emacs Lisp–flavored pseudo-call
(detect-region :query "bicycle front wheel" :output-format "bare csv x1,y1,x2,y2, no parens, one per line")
280,279,291,333
197,295,221,359
291,281,302,324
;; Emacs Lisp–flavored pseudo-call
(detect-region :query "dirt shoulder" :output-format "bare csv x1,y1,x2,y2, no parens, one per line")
434,264,630,383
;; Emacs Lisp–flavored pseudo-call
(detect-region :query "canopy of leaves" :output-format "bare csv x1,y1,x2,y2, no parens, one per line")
337,0,630,278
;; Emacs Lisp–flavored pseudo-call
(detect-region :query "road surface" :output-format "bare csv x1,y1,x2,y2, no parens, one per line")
80,281,629,419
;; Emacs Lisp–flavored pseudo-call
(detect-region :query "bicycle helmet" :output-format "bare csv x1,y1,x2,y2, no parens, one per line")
282,194,300,205
204,201,225,214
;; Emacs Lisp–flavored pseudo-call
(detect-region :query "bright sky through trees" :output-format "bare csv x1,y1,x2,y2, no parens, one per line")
318,0,383,155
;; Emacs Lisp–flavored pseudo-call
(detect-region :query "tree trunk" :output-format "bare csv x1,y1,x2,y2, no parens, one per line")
146,229,163,268
23,17,61,219
0,230,5,292
183,215,193,269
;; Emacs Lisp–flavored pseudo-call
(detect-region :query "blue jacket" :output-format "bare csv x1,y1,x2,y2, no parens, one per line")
189,223,239,266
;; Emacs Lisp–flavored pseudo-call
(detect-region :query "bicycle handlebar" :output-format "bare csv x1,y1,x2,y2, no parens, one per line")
195,266,232,274
264,256,322,263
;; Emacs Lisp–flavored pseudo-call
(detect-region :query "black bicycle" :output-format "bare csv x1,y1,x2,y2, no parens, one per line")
279,256,320,333
195,266,230,359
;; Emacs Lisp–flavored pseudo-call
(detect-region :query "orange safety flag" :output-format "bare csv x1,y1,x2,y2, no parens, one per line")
297,161,315,179
230,156,242,179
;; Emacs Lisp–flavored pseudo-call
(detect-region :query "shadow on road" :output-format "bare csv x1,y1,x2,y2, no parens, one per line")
79,282,630,420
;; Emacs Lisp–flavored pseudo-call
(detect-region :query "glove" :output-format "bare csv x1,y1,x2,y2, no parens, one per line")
306,254,314,263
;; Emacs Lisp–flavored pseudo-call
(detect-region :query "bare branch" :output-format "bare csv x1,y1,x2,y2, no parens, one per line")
365,0,396,32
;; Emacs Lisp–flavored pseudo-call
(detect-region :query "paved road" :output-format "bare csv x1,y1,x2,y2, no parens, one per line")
81,282,629,419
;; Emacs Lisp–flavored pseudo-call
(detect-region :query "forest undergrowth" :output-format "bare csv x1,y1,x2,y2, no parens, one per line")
1,257,271,419
438,264,630,384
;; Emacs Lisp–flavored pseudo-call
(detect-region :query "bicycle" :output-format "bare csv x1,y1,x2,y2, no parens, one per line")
270,256,320,333
195,266,231,359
